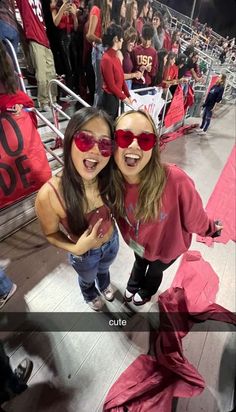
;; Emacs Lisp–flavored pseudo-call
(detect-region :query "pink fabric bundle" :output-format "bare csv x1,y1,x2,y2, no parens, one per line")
103,251,236,412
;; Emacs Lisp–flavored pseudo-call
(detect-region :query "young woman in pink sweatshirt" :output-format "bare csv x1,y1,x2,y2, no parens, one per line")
110,110,223,305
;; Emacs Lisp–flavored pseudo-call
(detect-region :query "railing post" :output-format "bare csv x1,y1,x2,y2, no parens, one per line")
3,38,26,93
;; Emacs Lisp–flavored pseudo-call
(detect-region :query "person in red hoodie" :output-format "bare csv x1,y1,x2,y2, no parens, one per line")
131,22,157,91
110,110,223,305
99,23,132,119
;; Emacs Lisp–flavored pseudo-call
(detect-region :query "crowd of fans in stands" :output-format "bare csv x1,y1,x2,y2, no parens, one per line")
0,0,212,113
0,0,234,116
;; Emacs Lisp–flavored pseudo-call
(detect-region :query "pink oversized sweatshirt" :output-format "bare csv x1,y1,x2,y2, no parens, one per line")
117,164,217,262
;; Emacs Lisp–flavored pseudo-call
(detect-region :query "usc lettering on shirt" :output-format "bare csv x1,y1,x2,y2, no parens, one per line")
136,55,153,67
16,0,50,48
132,44,157,86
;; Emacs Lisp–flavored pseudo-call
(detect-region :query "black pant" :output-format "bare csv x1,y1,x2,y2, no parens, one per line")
0,342,27,405
99,91,119,120
127,253,176,298
59,31,78,92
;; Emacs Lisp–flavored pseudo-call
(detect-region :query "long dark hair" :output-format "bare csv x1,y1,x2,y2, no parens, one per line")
111,0,124,25
61,107,114,236
0,41,18,94
155,48,168,85
152,11,164,35
137,0,149,19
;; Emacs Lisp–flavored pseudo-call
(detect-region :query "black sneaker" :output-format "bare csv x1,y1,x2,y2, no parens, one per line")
14,358,33,385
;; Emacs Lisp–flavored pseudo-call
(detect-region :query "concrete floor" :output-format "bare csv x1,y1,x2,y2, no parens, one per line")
0,104,235,412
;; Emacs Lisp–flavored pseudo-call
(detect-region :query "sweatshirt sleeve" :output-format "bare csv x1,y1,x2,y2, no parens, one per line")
179,172,217,237
153,30,164,51
101,56,128,101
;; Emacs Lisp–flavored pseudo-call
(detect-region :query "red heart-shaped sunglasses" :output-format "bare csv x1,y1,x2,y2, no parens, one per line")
115,129,156,151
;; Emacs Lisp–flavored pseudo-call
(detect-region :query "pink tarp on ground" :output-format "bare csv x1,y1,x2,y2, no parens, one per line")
160,123,198,144
197,144,236,246
103,251,236,412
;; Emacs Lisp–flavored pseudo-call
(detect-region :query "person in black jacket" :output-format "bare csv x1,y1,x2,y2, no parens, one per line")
197,74,226,135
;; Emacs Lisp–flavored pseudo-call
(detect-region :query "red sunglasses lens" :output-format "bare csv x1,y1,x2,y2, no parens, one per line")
115,130,156,151
74,132,112,157
138,133,156,150
74,131,94,152
115,130,133,148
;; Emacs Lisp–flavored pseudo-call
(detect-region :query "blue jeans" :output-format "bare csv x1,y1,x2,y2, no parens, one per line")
0,20,19,52
69,228,119,302
92,44,105,107
200,107,213,131
0,267,13,297
126,79,132,90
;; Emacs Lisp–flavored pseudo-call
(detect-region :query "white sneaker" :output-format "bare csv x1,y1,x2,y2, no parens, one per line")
0,258,11,269
133,292,151,306
0,283,17,309
101,284,114,301
39,105,52,113
124,289,134,302
87,296,104,311
195,128,203,133
198,130,207,135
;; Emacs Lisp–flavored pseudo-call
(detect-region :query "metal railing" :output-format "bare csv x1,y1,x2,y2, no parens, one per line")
3,38,26,93
48,79,90,129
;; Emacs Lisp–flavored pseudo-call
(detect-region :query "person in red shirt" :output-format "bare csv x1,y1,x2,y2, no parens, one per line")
86,0,112,106
162,51,178,88
99,23,132,119
50,0,79,92
171,30,181,55
131,23,157,90
111,110,223,305
16,0,57,111
135,0,149,35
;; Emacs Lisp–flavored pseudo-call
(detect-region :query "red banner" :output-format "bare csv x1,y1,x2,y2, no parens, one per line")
0,111,51,209
164,85,185,128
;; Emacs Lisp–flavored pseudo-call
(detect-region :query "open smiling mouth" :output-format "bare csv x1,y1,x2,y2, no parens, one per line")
124,154,141,167
83,158,99,171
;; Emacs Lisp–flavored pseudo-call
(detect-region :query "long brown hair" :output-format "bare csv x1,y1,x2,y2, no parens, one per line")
125,0,137,28
121,26,137,55
101,0,112,35
0,41,18,94
61,107,114,236
217,73,226,86
111,110,167,222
